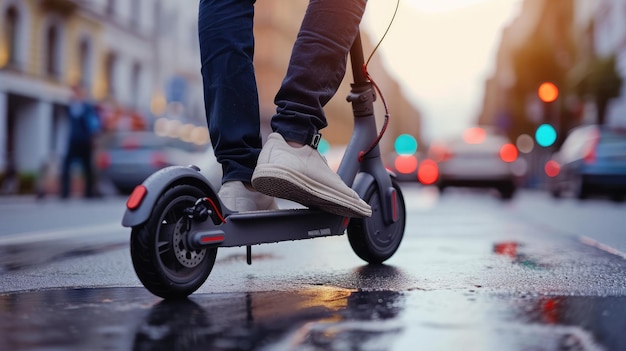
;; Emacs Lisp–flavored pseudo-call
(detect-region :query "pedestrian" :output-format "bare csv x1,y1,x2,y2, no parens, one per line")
198,0,371,217
60,85,100,199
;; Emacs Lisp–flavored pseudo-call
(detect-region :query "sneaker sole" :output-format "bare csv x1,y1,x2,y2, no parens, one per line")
252,165,371,218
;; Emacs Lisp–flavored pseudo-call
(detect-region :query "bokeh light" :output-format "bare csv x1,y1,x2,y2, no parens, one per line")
499,143,518,163
318,139,330,155
394,134,418,155
150,91,167,116
511,158,528,177
153,117,169,137
538,82,559,103
545,160,560,177
394,155,418,175
535,124,557,147
418,159,439,185
190,126,210,145
516,134,534,154
462,127,486,144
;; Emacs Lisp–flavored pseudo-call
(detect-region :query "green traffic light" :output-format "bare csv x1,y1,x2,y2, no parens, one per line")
394,134,417,155
535,124,557,147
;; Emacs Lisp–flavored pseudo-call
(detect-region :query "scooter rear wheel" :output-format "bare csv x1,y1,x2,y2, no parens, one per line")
347,179,405,264
130,184,217,299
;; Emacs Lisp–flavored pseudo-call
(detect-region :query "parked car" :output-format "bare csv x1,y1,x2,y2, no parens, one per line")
547,125,626,201
97,131,221,194
432,128,519,199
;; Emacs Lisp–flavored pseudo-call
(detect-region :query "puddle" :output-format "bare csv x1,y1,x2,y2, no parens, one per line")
0,287,623,350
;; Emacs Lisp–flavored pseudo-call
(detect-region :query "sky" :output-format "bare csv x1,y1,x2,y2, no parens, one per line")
363,0,523,143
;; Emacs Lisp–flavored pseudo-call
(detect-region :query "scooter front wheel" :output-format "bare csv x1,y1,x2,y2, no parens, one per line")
347,179,405,264
130,184,217,299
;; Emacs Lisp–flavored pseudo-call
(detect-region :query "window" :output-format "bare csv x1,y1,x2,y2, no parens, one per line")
45,25,60,79
78,38,92,87
130,0,140,30
154,0,162,36
106,0,116,17
105,52,117,98
130,61,142,108
4,6,19,67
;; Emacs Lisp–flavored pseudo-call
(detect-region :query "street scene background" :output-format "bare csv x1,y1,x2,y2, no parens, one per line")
1,0,626,350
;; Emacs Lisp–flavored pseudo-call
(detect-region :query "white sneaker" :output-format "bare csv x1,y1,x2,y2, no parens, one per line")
252,133,372,218
218,181,278,212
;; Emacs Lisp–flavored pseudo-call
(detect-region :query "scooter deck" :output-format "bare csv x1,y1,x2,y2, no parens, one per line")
189,208,349,248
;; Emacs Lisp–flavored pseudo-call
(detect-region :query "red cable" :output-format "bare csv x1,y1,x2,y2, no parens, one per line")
357,0,397,162
203,197,226,223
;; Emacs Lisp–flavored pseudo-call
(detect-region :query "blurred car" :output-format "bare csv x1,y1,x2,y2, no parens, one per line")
97,131,221,194
164,139,222,191
431,127,519,199
547,125,626,201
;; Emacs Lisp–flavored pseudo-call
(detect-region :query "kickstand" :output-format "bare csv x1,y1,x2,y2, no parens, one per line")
246,245,252,265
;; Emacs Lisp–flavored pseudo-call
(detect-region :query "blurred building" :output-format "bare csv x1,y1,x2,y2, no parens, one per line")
593,0,626,127
0,0,421,193
0,0,203,192
477,0,626,188
478,0,576,140
479,0,626,136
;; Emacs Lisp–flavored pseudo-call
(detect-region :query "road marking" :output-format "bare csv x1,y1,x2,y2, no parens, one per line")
0,222,126,245
579,235,626,259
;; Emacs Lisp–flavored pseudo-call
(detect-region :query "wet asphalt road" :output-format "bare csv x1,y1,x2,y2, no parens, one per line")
0,184,625,350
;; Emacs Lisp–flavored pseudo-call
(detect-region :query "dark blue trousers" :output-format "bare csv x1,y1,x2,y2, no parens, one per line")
199,0,365,183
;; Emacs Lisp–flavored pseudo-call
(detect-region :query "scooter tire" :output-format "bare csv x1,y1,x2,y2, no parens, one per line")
130,184,217,299
347,179,405,264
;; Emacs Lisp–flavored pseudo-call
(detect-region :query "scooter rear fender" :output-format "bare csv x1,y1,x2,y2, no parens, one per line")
352,170,399,224
122,165,219,228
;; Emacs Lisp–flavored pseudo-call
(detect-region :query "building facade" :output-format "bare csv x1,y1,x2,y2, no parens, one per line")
0,0,204,192
479,0,626,134
594,0,626,127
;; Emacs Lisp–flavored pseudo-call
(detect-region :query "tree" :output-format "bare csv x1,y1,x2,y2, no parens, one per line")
575,54,623,125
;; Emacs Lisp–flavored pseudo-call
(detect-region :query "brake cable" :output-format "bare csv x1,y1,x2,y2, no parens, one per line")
358,0,400,162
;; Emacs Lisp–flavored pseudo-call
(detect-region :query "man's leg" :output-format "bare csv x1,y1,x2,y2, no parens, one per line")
271,0,366,145
198,0,277,212
81,145,94,198
60,151,73,199
199,0,260,184
252,0,371,218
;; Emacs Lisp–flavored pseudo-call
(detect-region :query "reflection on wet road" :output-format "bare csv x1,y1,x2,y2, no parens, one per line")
1,279,624,350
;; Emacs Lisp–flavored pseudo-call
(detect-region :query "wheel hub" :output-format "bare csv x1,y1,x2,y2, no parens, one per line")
173,219,206,268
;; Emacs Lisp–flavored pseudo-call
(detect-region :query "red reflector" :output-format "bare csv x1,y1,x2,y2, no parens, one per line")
200,235,224,244
343,217,350,228
127,185,147,210
391,189,398,222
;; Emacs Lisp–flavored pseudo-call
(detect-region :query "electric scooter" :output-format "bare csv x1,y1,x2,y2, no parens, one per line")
121,31,406,299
